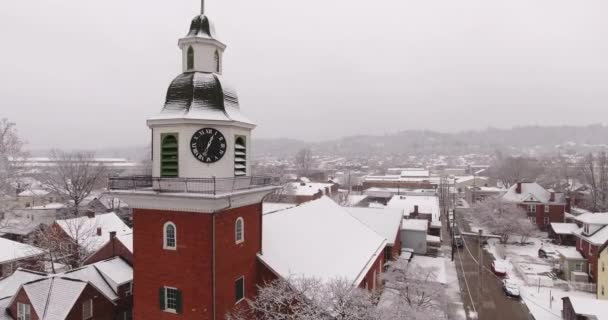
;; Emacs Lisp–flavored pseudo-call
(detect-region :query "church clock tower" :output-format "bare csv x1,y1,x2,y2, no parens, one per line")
109,3,278,319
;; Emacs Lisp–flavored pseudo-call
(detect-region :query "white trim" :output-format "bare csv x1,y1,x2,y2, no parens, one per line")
17,302,31,320
235,276,245,304
82,298,93,320
163,222,177,250
235,217,244,244
163,286,179,313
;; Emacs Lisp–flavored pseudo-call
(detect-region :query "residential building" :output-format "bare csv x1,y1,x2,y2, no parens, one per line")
598,240,608,300
282,180,338,204
363,168,440,190
346,207,403,262
562,296,608,320
501,182,567,230
465,186,506,205
556,247,588,282
84,233,133,265
400,219,429,254
572,212,608,283
387,193,440,222
0,238,45,279
548,223,579,245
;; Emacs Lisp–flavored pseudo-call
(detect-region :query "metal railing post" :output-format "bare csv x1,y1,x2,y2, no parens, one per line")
213,176,216,196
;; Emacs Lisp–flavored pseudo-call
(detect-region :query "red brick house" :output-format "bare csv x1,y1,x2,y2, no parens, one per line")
572,212,608,283
84,233,133,265
501,182,567,230
346,207,404,263
561,296,608,320
0,238,46,279
282,181,339,204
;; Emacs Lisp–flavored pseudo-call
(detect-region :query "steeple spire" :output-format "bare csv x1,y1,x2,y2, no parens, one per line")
201,0,205,15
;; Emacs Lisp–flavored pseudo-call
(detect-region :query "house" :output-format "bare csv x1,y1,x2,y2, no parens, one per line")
549,223,579,246
0,238,46,279
84,232,133,266
16,189,57,209
259,197,387,291
453,175,491,194
598,241,608,300
0,257,133,320
572,212,608,283
387,193,441,222
501,182,567,230
346,207,404,262
562,296,608,320
282,180,338,204
556,247,588,282
400,219,429,254
465,186,506,205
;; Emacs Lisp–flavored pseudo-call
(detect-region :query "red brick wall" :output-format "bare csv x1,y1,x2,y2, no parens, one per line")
133,203,262,320
8,288,40,320
65,284,115,320
391,233,402,260
520,204,565,230
84,238,133,265
358,250,385,291
576,237,599,282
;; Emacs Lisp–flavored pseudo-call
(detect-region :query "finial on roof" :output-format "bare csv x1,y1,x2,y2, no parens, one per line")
201,0,205,15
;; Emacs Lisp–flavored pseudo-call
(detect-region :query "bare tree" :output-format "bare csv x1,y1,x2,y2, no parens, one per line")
0,118,27,214
468,197,531,244
378,260,447,320
579,152,608,212
490,156,543,188
228,277,378,320
295,148,314,177
39,150,107,215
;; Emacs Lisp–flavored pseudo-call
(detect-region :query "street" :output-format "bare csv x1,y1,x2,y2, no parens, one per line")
448,212,533,320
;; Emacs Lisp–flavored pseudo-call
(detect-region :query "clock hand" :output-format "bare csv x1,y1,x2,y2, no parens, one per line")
202,133,217,156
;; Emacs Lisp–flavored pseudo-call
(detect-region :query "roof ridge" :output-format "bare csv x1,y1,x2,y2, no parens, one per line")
40,277,55,319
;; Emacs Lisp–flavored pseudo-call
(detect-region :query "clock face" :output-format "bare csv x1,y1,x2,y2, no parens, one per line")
190,128,227,163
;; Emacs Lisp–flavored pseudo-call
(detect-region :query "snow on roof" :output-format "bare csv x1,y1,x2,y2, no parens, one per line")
550,223,579,235
94,257,133,288
0,237,45,264
284,182,334,196
260,197,386,286
575,212,608,225
557,247,585,260
55,212,131,253
22,277,87,320
30,203,66,210
401,219,428,232
566,296,608,320
574,225,608,246
400,170,430,178
116,233,133,253
18,189,50,197
426,234,441,244
0,219,42,236
502,182,565,204
0,269,47,299
345,194,368,206
346,207,404,246
0,297,10,320
387,194,440,221
262,202,296,214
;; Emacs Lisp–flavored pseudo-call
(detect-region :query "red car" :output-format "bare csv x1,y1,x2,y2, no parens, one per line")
491,261,508,277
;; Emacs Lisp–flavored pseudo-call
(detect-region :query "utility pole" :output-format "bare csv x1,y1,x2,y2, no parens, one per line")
478,228,484,318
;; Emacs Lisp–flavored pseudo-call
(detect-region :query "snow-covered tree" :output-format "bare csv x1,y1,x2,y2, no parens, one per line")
39,150,107,215
579,152,608,212
468,197,532,244
295,148,314,177
0,118,27,214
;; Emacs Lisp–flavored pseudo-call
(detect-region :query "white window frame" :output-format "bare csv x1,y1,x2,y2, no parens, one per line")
163,222,177,250
589,245,593,257
235,217,244,244
235,276,245,304
164,287,179,313
372,269,377,290
529,217,536,224
17,303,31,320
528,204,536,213
82,298,93,320
544,205,550,213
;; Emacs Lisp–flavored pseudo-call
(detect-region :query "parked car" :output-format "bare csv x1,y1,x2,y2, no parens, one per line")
502,279,520,298
454,235,464,248
538,247,558,259
492,261,508,277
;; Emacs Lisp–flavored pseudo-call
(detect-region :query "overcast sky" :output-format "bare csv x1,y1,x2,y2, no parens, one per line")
1,0,607,150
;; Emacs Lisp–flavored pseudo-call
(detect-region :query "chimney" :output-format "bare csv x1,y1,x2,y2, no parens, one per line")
86,210,95,219
109,231,117,239
413,205,419,217
96,227,102,236
516,182,522,194
550,192,555,202
565,197,572,215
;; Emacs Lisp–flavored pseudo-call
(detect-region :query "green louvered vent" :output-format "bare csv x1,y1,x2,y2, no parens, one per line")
161,134,179,177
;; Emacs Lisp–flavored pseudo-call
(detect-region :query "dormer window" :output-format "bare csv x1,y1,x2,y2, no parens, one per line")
187,46,194,70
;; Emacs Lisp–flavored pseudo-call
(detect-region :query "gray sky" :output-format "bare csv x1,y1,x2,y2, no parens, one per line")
1,0,607,150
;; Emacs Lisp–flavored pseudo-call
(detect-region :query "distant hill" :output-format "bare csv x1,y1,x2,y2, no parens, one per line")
253,124,608,157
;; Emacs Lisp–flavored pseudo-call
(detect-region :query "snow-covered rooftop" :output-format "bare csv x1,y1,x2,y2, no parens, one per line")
573,225,608,246
566,296,608,320
387,194,440,221
55,212,131,254
575,212,608,225
262,202,296,214
502,182,565,204
17,189,50,197
0,269,47,299
0,237,45,264
284,182,334,196
260,197,386,286
401,219,429,232
22,277,88,320
346,207,404,245
549,223,579,235
556,247,585,260
116,233,133,253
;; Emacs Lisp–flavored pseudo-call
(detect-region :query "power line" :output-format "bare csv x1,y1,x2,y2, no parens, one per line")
456,241,477,316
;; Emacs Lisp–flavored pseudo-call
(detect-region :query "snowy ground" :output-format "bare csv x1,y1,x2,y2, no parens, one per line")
485,237,595,320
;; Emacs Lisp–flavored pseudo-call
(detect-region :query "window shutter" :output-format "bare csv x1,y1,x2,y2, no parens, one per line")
159,288,165,310
176,290,183,314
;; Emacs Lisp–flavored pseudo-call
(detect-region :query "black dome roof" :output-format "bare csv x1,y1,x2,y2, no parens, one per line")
187,15,217,39
163,72,239,113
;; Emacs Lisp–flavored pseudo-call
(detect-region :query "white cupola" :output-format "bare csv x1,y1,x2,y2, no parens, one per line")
178,10,226,74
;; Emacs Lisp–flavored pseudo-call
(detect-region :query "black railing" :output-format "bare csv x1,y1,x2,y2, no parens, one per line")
108,175,279,195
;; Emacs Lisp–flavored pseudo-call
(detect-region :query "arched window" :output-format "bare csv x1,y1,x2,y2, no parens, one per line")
234,136,246,177
187,46,194,70
161,134,178,177
214,50,220,73
164,222,177,250
235,217,244,244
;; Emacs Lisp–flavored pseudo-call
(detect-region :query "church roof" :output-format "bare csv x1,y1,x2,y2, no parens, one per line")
187,14,217,40
149,72,253,125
